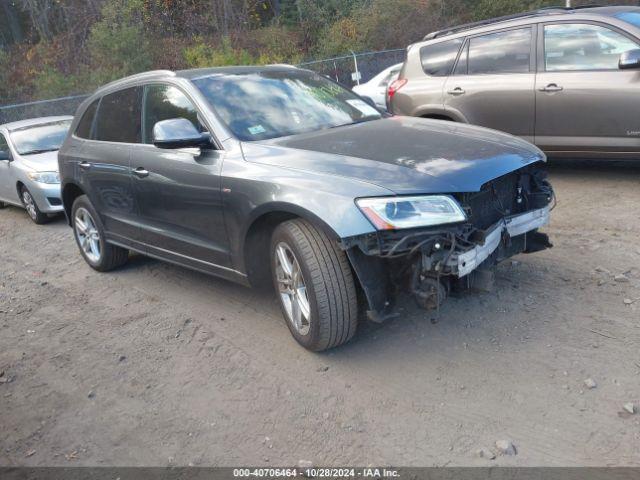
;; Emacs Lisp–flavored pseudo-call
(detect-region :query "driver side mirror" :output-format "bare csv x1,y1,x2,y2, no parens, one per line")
0,150,10,162
152,118,213,150
619,49,640,70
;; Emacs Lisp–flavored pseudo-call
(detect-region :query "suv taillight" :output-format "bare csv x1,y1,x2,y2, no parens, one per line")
388,78,408,100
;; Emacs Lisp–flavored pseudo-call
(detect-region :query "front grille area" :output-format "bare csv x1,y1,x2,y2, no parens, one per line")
457,170,524,230
348,164,552,257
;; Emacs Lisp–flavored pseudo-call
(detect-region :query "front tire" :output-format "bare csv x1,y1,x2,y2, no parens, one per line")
271,219,358,351
71,195,129,272
21,186,49,224
0,201,7,209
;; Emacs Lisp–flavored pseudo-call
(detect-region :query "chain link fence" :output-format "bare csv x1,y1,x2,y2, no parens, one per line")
0,94,90,124
0,49,406,124
298,48,406,87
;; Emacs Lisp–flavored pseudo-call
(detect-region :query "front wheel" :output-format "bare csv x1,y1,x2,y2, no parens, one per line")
71,195,129,272
21,186,49,224
271,219,358,351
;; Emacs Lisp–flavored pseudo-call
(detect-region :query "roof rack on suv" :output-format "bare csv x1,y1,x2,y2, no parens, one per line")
97,70,176,92
423,5,602,41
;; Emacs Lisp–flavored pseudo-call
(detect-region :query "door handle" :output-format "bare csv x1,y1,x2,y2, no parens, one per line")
133,167,149,178
79,161,91,170
539,83,563,93
447,87,466,96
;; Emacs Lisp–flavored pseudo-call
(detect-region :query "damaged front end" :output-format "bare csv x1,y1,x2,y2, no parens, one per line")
342,164,554,321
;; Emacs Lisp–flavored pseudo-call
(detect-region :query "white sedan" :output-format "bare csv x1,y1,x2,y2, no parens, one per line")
352,63,402,109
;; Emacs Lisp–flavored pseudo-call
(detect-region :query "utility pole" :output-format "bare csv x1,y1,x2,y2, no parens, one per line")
566,0,571,7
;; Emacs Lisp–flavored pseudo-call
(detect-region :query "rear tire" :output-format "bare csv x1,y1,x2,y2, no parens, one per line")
20,186,49,224
271,219,358,351
71,195,129,272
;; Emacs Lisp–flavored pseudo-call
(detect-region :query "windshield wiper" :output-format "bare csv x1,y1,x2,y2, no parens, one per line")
328,117,380,130
20,148,58,155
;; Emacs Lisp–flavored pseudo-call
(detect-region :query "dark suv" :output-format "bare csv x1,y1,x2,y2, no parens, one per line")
389,6,640,158
59,66,554,351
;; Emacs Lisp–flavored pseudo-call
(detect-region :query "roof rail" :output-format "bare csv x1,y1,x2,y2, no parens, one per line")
423,5,602,41
97,70,176,92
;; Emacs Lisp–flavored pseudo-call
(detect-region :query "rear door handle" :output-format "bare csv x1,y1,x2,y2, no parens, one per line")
447,87,466,96
79,161,91,170
539,83,563,93
133,167,149,178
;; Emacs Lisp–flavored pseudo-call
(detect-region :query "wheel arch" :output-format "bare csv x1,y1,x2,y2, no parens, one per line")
240,203,343,288
413,106,466,123
15,180,25,198
421,113,456,121
62,182,86,225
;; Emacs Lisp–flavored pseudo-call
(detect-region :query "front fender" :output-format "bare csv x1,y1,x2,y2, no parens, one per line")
220,153,391,270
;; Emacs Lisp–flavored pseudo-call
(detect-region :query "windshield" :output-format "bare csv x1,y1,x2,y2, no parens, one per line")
10,120,71,155
192,69,383,141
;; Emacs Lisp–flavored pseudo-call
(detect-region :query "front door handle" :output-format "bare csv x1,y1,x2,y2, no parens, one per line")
447,87,466,96
79,161,91,170
539,83,563,93
133,167,149,178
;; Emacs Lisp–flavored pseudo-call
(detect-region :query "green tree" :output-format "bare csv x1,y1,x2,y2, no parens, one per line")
87,0,153,83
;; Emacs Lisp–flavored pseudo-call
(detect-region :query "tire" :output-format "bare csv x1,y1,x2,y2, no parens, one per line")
71,195,129,272
271,219,358,351
20,186,49,224
0,201,7,209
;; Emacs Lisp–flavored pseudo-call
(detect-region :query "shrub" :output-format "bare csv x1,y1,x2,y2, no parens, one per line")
183,38,254,68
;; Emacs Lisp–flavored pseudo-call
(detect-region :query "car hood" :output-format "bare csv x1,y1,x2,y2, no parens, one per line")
245,117,545,194
18,150,59,172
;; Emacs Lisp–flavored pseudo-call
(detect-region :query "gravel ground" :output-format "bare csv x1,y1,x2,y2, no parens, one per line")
1,160,639,467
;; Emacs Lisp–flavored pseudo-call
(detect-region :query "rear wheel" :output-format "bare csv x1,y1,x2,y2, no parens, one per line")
71,195,129,272
271,219,358,351
21,186,48,224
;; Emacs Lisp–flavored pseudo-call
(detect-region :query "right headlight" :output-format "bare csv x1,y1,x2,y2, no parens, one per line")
27,171,60,184
356,195,467,230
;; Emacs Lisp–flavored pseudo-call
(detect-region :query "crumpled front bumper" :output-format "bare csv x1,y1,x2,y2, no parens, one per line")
449,206,550,277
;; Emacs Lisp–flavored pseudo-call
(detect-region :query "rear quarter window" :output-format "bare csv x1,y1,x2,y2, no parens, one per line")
94,87,143,143
419,39,464,76
75,99,99,139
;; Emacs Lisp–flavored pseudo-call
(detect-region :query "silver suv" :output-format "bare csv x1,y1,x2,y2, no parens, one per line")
389,6,640,159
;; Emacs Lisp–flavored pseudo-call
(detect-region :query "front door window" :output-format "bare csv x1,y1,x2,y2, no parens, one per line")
544,23,639,71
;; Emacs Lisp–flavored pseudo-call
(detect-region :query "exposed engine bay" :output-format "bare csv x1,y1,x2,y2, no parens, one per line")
343,163,555,321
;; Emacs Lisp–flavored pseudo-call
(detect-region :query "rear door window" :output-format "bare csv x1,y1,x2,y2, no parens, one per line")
544,23,640,71
467,28,532,74
142,84,205,144
420,38,464,76
94,87,142,143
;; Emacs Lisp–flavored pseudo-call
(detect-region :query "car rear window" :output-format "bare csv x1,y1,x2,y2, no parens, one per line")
419,39,464,76
75,99,99,139
615,11,640,29
94,87,142,143
467,28,531,75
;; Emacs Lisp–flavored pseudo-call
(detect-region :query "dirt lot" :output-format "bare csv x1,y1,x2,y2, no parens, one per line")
1,160,639,467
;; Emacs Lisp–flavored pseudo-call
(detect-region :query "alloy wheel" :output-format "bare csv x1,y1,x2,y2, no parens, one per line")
22,190,37,221
275,242,311,335
74,207,102,263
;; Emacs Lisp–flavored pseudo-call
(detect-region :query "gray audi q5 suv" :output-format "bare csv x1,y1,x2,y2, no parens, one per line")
389,6,640,159
59,66,554,351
